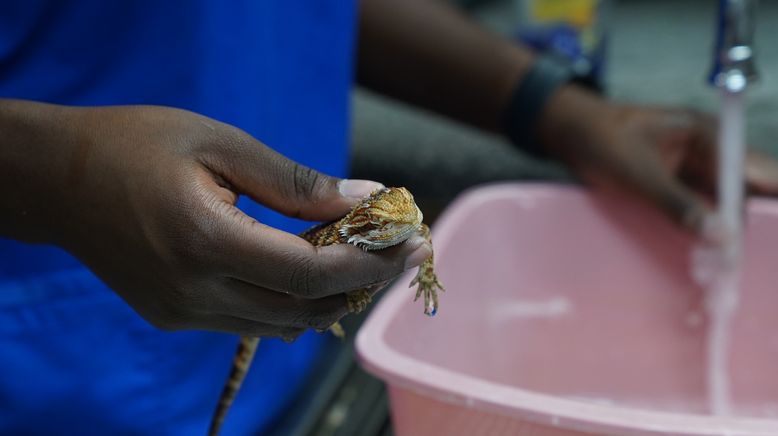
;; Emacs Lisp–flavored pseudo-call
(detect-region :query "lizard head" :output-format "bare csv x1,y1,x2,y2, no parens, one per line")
339,187,423,250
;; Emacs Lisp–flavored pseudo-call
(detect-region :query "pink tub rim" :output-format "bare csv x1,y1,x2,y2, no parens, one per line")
355,182,778,436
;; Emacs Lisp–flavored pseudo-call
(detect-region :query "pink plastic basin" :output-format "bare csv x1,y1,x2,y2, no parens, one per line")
356,183,778,436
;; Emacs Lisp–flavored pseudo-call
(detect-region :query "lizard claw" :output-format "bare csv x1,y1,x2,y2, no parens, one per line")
328,322,346,339
411,257,444,317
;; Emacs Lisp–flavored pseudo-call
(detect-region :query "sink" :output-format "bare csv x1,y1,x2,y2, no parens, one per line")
356,183,778,435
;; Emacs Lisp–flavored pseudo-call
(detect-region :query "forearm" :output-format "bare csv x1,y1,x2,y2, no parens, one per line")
356,0,610,160
357,0,533,132
0,99,76,244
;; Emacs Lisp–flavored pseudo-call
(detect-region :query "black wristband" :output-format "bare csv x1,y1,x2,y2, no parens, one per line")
502,55,574,159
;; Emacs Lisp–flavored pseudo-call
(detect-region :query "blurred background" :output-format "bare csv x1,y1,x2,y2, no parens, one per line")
351,0,778,222
269,1,778,435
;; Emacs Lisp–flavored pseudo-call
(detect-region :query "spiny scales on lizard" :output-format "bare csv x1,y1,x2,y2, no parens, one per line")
208,187,444,435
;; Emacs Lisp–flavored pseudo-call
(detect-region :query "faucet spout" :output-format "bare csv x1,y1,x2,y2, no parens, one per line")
709,0,759,92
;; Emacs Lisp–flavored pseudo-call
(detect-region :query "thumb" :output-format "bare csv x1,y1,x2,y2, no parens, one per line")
209,131,384,221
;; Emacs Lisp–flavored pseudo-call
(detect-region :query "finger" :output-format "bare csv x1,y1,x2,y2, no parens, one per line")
641,175,713,235
203,204,432,298
675,113,778,197
745,150,778,195
600,125,715,235
185,182,433,298
213,278,349,331
205,130,384,221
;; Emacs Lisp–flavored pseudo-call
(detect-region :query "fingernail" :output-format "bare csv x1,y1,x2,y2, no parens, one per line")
404,235,426,250
404,238,432,270
338,179,385,199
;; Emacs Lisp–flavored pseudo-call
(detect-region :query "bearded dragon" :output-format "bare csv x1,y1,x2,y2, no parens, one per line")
208,187,444,436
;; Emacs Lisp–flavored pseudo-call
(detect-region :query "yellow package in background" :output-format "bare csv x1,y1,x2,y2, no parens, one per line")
531,0,597,29
529,0,599,50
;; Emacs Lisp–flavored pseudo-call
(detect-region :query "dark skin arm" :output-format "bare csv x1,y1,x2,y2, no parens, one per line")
357,0,531,133
357,0,778,233
0,100,431,338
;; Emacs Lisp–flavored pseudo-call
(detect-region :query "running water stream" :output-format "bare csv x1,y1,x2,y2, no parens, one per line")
694,82,747,417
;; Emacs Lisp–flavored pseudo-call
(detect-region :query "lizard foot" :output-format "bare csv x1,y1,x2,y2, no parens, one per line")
346,288,372,314
327,287,380,339
411,256,444,316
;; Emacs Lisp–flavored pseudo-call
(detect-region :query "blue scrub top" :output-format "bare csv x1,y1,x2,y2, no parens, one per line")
0,1,356,434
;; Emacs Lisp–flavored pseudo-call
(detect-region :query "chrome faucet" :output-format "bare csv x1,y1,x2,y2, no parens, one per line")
709,0,759,92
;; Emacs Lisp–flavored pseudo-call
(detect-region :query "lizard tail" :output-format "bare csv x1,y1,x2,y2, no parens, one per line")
208,336,260,436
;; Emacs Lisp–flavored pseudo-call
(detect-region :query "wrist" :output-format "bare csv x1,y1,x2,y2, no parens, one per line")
0,99,82,245
502,55,600,159
535,84,613,162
